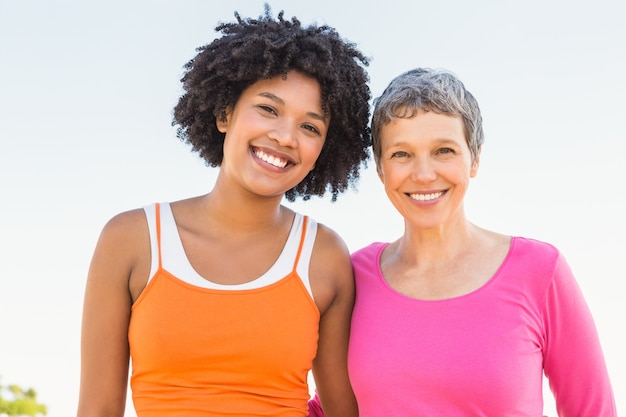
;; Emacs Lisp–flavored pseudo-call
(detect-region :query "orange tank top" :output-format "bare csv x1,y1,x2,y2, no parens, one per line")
128,204,320,416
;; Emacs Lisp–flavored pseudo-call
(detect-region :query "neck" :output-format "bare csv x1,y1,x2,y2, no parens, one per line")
395,215,476,267
202,176,288,234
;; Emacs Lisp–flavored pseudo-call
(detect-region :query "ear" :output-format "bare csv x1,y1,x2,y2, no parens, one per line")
216,108,232,133
470,148,481,178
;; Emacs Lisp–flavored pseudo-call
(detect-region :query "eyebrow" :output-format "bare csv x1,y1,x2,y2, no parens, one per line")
382,138,462,153
258,92,327,122
386,138,460,147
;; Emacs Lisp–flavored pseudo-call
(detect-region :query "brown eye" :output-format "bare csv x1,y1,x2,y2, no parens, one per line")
302,124,321,135
259,105,277,115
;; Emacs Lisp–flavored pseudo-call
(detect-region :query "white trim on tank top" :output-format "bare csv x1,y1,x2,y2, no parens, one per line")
142,203,316,298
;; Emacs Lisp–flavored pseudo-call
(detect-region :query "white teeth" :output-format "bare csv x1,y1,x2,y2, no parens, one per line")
255,150,288,168
409,191,443,201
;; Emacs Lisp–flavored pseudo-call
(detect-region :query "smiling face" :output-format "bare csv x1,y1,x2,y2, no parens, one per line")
216,71,329,199
377,109,479,231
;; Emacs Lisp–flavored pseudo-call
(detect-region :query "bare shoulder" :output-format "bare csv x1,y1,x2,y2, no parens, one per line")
90,208,151,301
97,208,149,259
309,222,354,314
102,208,147,234
311,223,352,273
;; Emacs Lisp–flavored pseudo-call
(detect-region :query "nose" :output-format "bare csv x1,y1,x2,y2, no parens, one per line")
268,119,298,148
410,157,437,183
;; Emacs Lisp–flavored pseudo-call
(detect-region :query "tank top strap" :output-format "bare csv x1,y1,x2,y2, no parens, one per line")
292,215,309,274
143,205,316,296
154,202,163,270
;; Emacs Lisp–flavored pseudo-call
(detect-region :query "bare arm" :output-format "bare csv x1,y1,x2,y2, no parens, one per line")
76,209,150,417
309,224,358,417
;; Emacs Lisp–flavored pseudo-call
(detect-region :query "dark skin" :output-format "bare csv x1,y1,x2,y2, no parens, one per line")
77,71,357,417
172,7,371,203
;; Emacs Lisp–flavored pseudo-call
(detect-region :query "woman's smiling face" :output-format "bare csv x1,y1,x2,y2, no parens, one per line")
377,109,479,231
217,70,329,199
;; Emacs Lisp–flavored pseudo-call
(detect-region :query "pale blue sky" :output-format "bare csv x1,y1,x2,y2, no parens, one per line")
1,0,624,415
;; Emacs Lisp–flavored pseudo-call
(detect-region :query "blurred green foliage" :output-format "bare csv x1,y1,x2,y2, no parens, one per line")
0,380,47,417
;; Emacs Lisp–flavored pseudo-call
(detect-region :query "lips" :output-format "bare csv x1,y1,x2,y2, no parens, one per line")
408,191,444,201
251,146,296,169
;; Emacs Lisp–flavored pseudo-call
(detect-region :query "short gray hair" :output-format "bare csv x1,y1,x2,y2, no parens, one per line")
371,68,483,166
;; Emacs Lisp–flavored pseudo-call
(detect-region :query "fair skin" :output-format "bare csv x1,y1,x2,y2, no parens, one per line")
377,110,510,300
77,70,357,417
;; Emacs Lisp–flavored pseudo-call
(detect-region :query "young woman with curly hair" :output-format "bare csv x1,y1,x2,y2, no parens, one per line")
77,5,370,417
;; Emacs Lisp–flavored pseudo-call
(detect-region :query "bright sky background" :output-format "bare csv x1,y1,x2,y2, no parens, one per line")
1,0,624,415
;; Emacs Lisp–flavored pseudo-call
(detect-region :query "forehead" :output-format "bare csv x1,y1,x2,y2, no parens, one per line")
241,71,327,116
380,111,465,145
245,71,321,97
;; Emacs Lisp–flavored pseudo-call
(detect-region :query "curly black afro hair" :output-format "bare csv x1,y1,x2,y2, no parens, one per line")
172,4,371,201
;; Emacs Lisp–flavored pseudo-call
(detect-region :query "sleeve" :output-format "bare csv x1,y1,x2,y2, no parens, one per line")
542,253,617,416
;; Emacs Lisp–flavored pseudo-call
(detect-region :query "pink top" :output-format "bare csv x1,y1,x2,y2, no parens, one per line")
346,237,616,416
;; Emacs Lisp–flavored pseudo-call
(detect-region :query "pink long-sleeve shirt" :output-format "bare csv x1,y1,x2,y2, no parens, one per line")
345,237,616,416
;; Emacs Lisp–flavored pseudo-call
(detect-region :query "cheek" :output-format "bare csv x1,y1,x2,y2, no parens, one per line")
380,163,410,184
304,140,325,163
